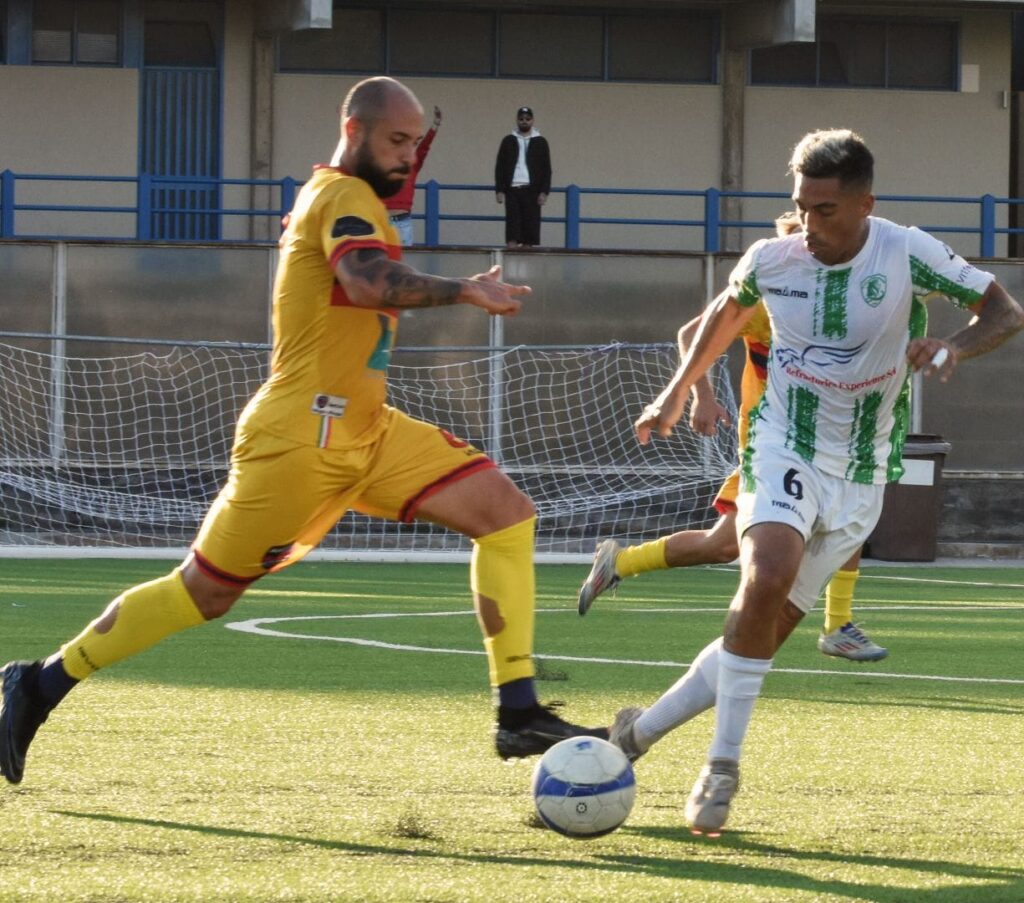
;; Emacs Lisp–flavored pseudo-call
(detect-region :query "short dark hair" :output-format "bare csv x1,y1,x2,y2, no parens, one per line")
789,129,874,193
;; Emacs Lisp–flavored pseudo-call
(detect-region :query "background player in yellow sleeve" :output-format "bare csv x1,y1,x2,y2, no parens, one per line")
578,213,886,662
0,77,603,786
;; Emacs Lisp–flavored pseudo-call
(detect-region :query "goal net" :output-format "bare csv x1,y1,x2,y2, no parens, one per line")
0,341,738,560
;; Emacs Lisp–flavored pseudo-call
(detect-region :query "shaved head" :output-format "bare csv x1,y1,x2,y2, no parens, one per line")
341,77,422,132
335,77,425,199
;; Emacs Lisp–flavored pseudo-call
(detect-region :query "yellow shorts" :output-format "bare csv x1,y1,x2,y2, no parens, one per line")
713,468,740,515
192,406,493,585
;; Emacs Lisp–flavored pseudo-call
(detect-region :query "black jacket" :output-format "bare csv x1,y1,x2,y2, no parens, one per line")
494,133,552,194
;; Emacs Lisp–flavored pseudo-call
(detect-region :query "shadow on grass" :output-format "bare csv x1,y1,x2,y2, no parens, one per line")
54,810,1024,901
766,690,1024,718
610,825,1024,902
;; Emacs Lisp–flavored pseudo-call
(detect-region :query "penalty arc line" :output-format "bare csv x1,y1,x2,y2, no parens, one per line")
224,613,1024,687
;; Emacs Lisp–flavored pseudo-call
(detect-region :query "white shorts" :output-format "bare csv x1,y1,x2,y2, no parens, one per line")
736,444,885,613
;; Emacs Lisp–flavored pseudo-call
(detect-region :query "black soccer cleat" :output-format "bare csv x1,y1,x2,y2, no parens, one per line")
0,660,52,785
494,702,609,760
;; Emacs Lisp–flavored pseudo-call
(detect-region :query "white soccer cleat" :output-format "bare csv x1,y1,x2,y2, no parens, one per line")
577,539,622,616
817,622,889,662
684,758,740,836
608,706,650,763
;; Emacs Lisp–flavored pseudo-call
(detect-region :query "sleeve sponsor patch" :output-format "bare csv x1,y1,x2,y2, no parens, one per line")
331,216,376,239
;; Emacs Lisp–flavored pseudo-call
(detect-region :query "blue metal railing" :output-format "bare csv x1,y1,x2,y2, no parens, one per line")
1,169,1019,256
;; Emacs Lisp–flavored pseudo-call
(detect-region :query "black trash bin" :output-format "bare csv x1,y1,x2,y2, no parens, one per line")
865,434,952,562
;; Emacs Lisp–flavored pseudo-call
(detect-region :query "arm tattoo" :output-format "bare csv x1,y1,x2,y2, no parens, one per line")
951,289,1024,361
342,248,461,309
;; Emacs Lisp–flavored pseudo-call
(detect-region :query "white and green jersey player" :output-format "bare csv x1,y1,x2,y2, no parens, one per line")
730,215,994,487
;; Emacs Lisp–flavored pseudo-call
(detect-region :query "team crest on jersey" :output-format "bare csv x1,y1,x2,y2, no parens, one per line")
331,216,375,239
311,393,348,417
860,274,887,307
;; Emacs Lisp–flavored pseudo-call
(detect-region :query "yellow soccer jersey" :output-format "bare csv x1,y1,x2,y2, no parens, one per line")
713,300,773,512
735,300,771,451
238,166,401,450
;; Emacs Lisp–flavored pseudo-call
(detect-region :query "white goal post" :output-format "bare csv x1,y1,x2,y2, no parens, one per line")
0,340,738,563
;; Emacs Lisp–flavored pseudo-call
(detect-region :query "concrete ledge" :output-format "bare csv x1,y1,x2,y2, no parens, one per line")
936,541,1024,562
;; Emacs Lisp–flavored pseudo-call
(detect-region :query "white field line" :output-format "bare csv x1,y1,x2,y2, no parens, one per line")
705,565,1024,591
224,610,1024,686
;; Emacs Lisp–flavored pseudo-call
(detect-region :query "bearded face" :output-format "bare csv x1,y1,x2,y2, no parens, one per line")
352,137,410,199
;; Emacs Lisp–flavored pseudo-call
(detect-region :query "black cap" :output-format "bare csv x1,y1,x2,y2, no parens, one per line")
517,106,533,117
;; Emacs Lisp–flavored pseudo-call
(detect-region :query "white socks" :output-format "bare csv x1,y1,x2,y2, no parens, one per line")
635,637,723,746
633,640,772,762
708,649,773,761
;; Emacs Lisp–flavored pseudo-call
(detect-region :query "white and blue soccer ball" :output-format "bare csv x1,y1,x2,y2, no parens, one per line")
531,736,636,838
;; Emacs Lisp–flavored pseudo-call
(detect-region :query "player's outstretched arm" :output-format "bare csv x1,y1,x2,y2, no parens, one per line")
636,290,752,445
907,281,1024,382
677,314,732,436
336,250,528,315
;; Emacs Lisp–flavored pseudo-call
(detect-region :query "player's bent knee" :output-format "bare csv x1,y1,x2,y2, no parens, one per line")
479,480,535,529
181,562,245,620
506,487,536,523
774,601,806,648
738,563,798,611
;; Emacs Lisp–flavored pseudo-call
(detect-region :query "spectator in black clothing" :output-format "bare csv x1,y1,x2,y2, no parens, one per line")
494,107,551,248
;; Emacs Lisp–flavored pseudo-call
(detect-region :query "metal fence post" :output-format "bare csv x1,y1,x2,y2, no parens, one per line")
1,170,15,238
136,172,151,240
564,184,581,249
280,177,297,223
980,194,996,258
487,248,505,465
424,179,440,246
703,188,720,253
50,243,68,467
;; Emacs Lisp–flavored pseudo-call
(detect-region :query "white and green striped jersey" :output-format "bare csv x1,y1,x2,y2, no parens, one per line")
729,216,993,485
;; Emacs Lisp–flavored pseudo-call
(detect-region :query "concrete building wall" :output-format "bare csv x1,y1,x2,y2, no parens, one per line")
268,7,1014,253
743,8,1013,256
0,3,1015,252
220,0,255,239
272,75,724,249
0,66,139,237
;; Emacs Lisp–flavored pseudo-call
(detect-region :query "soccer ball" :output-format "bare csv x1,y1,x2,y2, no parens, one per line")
531,736,636,838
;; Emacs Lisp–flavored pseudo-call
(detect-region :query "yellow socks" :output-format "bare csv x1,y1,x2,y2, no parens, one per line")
62,568,206,681
823,568,859,634
471,516,536,687
615,537,669,579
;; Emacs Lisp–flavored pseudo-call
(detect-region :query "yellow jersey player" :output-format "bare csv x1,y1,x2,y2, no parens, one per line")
0,77,604,786
578,213,885,662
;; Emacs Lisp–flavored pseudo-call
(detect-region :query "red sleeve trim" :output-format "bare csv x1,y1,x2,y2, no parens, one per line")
713,497,738,516
328,238,391,270
747,341,770,380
